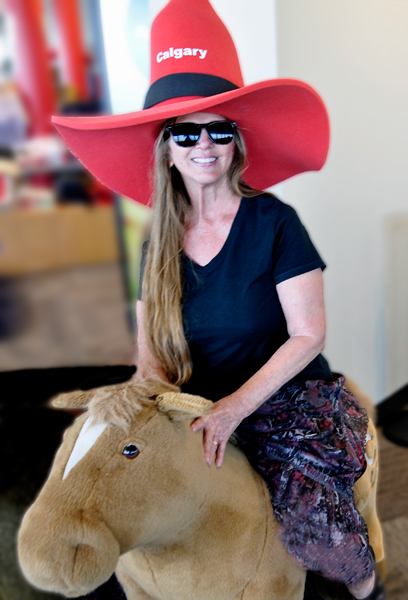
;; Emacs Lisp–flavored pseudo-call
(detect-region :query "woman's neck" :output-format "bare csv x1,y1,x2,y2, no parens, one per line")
183,183,243,267
185,180,241,225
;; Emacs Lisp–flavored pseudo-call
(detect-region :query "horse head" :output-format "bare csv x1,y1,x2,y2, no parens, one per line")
18,379,214,597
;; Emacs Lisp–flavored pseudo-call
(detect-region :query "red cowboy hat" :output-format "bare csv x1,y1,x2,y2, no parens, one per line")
52,0,330,205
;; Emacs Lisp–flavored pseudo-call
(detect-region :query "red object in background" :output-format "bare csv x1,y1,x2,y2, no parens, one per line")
28,174,54,189
88,179,113,206
4,0,56,136
0,176,6,201
51,0,89,101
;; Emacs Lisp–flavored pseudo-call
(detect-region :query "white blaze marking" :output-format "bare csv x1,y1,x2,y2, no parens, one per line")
63,417,108,480
365,433,374,466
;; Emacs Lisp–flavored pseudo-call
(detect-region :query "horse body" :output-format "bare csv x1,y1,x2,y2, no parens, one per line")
18,381,305,600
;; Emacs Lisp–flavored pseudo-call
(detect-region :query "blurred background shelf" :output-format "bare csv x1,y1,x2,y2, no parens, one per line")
0,204,119,276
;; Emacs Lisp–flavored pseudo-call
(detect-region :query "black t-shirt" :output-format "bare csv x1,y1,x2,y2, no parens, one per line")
138,194,332,401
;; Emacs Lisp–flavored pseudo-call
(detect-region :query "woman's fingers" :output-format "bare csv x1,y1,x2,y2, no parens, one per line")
191,416,207,433
203,428,229,467
215,441,227,468
191,398,241,467
203,427,217,466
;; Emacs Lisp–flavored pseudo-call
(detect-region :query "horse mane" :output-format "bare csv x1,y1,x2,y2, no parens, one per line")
89,378,179,432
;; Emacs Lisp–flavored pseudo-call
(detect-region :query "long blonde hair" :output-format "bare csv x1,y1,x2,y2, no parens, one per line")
142,121,261,385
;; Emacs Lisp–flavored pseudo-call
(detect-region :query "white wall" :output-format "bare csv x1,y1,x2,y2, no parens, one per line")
100,0,150,113
274,0,408,402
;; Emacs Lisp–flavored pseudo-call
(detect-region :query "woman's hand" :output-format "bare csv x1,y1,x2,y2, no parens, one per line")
191,396,245,468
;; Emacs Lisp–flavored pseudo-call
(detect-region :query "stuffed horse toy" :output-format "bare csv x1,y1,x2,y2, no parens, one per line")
18,379,384,600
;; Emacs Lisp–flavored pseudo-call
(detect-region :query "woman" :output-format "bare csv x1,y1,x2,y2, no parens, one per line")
136,111,375,600
137,111,328,466
52,1,379,597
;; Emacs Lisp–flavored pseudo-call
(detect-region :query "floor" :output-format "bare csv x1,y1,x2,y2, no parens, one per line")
376,430,408,600
0,264,133,371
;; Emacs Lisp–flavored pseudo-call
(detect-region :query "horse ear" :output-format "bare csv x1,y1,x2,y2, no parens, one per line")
52,390,95,409
156,392,212,420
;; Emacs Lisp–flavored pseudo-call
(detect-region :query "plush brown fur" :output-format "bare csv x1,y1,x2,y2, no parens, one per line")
353,418,384,561
344,378,384,562
53,379,179,431
18,380,384,600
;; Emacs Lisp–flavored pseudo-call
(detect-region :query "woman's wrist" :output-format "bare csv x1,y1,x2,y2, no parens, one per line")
218,390,264,423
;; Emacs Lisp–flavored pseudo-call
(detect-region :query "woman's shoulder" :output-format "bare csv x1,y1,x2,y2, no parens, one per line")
244,192,300,225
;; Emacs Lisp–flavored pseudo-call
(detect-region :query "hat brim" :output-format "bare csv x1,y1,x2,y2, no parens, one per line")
52,79,330,205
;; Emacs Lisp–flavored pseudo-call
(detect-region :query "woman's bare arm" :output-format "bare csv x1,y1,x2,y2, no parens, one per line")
233,266,326,414
192,268,326,466
136,300,169,381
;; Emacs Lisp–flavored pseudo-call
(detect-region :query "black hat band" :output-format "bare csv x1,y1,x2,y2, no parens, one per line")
143,72,239,110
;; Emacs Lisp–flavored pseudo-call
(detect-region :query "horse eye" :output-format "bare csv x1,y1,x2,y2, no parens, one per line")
122,443,140,459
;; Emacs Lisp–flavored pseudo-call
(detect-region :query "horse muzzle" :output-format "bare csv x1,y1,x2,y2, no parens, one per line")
18,503,120,597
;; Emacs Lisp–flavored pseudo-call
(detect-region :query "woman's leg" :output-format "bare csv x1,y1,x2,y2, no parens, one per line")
266,463,375,589
234,431,375,592
234,376,378,594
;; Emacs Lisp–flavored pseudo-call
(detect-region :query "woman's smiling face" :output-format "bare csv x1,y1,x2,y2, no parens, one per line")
167,112,236,192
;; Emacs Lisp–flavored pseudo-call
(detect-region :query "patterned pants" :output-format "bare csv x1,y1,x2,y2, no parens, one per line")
235,376,375,586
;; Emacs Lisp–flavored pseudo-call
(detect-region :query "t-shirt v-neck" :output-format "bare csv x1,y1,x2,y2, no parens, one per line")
182,197,244,276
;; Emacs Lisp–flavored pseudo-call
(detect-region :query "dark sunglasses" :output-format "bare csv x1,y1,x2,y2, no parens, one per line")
163,120,237,147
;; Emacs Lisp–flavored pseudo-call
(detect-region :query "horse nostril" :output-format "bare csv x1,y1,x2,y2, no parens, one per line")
122,444,140,459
